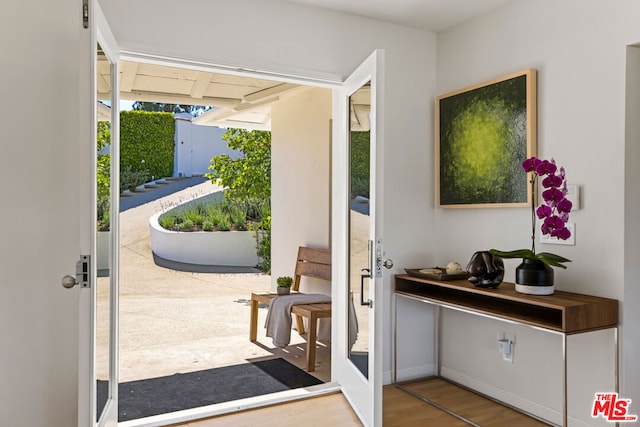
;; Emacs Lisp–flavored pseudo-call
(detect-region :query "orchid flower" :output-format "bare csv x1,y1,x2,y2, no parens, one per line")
490,156,572,269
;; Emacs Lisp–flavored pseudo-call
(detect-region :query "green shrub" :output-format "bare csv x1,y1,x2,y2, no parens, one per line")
120,110,175,180
230,206,247,231
207,129,272,272
120,165,148,193
208,206,224,227
218,215,231,231
350,131,370,199
184,210,204,226
157,194,267,234
179,219,194,231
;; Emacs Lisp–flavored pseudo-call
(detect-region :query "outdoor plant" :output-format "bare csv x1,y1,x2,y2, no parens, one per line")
157,198,267,233
120,110,175,179
276,275,293,295
490,156,572,268
97,121,111,231
277,276,293,288
207,129,272,272
120,165,149,193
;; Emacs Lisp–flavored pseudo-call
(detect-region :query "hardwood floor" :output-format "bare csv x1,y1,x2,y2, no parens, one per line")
172,379,550,427
384,379,549,427
169,392,362,426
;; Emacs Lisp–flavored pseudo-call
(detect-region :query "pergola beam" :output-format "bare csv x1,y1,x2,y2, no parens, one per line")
120,61,139,93
190,72,211,99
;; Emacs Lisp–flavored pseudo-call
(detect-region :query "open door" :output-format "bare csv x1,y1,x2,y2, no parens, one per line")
332,50,386,427
76,2,120,425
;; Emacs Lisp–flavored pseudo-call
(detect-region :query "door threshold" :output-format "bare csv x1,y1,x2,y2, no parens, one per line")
118,382,342,427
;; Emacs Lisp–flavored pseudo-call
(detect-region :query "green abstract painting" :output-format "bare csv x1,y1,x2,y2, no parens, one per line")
437,70,536,208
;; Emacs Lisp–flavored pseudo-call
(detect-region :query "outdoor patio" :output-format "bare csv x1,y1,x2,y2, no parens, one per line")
96,179,331,386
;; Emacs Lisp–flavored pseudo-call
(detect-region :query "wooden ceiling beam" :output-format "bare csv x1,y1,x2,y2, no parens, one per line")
243,83,298,103
190,72,211,99
120,62,139,93
120,91,240,107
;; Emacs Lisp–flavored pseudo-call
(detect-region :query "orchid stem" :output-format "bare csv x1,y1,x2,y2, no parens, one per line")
530,175,536,254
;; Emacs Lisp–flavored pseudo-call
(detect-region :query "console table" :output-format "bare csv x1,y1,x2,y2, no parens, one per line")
394,274,619,426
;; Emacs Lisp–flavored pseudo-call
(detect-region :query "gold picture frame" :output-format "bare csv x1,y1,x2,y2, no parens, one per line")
436,69,537,208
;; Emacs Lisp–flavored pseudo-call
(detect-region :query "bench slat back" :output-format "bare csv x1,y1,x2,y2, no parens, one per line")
293,247,331,291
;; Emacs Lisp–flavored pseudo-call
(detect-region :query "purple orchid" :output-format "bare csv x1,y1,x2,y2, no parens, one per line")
490,156,572,269
522,156,572,247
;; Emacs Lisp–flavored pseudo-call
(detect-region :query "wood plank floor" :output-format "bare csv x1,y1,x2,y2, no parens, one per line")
170,392,362,427
171,379,550,427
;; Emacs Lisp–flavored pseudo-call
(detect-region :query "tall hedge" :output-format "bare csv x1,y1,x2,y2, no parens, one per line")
120,111,175,179
350,130,370,199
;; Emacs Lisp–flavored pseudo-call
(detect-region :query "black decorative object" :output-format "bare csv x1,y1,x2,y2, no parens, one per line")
466,251,505,288
515,258,555,295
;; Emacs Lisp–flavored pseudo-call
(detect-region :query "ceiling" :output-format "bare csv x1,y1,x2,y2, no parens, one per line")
284,0,511,32
97,1,509,129
97,57,305,130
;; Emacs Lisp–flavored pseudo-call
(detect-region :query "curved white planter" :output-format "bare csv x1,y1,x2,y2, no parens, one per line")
149,211,259,266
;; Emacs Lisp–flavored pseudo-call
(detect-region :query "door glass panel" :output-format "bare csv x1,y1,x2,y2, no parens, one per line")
348,82,371,377
96,42,112,421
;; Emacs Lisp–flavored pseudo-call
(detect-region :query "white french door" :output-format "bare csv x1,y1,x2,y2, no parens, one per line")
78,2,120,426
332,50,385,427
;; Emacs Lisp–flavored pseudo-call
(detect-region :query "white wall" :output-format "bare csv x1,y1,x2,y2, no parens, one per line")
270,87,332,293
0,0,80,425
436,0,640,423
174,117,239,177
624,44,640,421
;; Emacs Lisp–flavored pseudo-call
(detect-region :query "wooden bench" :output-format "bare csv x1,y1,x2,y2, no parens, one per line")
250,246,331,372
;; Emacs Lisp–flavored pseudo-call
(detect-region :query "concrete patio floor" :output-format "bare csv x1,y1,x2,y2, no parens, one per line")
96,179,331,385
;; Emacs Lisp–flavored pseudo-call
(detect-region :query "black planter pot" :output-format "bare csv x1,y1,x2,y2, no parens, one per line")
515,258,554,295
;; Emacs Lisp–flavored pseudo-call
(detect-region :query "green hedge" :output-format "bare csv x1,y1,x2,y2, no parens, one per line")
120,111,175,180
350,131,370,199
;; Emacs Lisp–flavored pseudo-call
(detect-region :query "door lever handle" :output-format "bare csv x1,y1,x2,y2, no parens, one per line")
360,268,372,307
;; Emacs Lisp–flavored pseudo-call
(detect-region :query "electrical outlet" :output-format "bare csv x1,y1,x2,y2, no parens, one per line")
497,333,514,362
540,222,575,246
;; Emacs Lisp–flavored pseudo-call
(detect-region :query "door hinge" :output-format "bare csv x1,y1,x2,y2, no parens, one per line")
76,255,91,288
82,0,89,29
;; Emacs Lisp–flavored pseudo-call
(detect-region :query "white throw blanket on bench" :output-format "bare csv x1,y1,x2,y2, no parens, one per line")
265,294,332,348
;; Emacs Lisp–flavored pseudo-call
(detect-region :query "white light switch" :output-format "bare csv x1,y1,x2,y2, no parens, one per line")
566,185,580,210
540,222,575,246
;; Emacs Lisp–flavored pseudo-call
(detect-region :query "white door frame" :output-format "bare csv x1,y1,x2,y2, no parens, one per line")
331,50,384,427
79,1,120,425
80,21,385,424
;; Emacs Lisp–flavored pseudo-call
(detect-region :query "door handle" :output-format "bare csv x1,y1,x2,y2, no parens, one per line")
61,255,91,289
360,268,372,307
61,275,79,288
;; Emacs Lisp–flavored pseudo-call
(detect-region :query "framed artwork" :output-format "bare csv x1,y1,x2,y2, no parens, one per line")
436,69,537,208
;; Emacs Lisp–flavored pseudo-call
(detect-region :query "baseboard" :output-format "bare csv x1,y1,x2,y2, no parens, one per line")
384,363,434,385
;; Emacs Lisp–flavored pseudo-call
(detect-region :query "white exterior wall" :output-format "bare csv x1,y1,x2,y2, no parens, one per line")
435,0,640,423
270,87,332,293
0,0,81,425
174,118,238,177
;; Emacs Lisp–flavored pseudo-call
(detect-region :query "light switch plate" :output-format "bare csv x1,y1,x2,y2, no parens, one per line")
566,185,580,210
540,222,575,245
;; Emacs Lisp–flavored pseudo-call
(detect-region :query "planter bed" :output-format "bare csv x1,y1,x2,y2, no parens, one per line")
149,211,259,267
